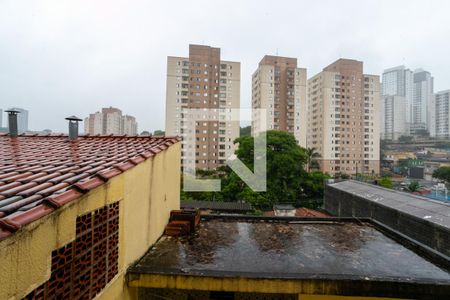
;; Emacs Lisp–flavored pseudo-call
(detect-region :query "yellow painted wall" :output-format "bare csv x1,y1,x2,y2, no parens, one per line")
128,274,406,300
0,142,181,300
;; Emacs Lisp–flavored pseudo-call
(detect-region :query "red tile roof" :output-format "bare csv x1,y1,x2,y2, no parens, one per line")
0,133,179,240
264,207,330,217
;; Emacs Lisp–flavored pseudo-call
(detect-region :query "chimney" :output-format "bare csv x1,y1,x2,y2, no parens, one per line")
5,109,20,137
65,116,82,140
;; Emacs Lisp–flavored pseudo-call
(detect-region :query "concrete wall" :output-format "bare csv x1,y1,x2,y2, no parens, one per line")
324,182,450,257
0,142,181,299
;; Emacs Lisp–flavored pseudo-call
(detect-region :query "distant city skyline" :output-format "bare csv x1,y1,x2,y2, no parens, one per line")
1,0,450,133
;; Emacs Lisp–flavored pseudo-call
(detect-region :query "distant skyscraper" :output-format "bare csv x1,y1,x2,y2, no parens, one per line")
429,90,450,138
102,107,123,135
84,107,138,135
84,112,103,134
7,107,28,133
122,115,138,135
251,55,307,146
411,69,433,134
0,109,3,128
307,59,380,176
381,66,413,140
165,44,240,170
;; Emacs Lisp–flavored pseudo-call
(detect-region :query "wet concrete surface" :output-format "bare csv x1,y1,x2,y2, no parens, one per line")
134,220,450,281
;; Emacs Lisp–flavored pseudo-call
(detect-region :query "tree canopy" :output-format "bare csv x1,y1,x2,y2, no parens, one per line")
378,176,393,189
407,181,420,192
181,130,330,208
398,135,413,143
239,126,251,137
153,130,165,136
432,167,450,184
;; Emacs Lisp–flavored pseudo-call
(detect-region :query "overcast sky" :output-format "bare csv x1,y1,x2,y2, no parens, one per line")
1,0,450,133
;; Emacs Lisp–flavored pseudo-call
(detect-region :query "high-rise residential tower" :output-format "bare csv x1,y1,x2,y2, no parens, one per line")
122,115,138,135
84,107,138,135
165,44,240,170
411,69,433,135
307,59,380,176
251,56,307,146
381,66,413,140
429,90,450,138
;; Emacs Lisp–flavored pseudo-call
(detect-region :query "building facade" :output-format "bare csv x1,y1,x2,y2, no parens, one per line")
165,45,240,170
381,95,408,140
429,90,450,138
411,69,434,135
307,59,380,176
123,115,138,135
84,107,138,135
251,56,307,146
381,66,413,140
0,134,180,300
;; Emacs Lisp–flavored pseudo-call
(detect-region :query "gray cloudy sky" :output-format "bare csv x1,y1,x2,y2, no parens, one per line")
1,0,450,133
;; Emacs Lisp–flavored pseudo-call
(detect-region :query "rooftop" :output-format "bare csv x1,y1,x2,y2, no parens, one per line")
0,133,179,240
329,180,450,230
131,217,450,284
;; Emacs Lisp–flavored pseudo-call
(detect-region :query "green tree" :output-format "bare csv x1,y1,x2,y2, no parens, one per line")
153,130,165,136
407,181,420,192
234,131,308,204
240,126,251,137
180,131,330,208
305,147,321,172
334,172,350,180
432,167,450,184
378,176,393,189
398,135,413,143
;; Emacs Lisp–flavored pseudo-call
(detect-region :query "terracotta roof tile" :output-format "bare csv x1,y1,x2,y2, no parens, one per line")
0,182,22,193
17,182,54,197
0,195,43,214
63,173,90,184
0,134,179,239
73,177,105,192
0,182,38,198
17,172,48,183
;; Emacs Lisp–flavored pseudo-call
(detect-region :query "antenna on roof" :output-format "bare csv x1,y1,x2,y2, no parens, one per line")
65,116,82,141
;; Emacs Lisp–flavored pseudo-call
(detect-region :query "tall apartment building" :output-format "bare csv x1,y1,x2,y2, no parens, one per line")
102,107,123,134
123,115,138,135
381,66,413,140
411,69,434,134
307,59,380,176
251,56,307,146
165,44,240,170
84,107,138,135
429,90,450,138
7,107,29,133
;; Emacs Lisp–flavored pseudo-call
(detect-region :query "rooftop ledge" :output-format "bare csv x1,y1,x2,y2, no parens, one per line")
128,216,450,299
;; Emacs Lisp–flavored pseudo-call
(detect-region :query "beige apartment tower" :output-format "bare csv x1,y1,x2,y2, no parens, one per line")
84,106,138,135
307,59,380,176
165,45,240,170
252,56,307,146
